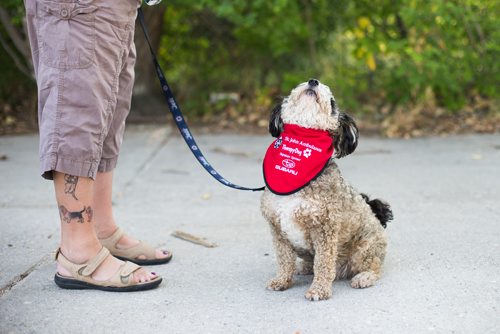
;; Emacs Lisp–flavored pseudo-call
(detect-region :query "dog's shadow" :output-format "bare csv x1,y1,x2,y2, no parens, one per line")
293,274,352,289
293,274,313,288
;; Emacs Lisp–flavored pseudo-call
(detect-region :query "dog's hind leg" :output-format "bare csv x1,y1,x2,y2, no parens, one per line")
349,232,387,289
266,223,297,291
296,255,314,275
305,227,338,301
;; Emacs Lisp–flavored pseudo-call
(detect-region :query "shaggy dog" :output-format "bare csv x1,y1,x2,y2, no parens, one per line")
261,79,393,301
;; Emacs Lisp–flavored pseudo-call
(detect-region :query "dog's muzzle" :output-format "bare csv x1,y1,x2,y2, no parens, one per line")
305,79,319,97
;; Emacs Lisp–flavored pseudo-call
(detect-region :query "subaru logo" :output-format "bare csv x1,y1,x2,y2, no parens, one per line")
282,159,295,168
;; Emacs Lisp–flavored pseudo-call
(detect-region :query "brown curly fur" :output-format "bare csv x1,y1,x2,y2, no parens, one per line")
261,79,389,301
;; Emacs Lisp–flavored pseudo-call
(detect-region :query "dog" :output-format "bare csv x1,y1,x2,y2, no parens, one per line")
261,79,393,301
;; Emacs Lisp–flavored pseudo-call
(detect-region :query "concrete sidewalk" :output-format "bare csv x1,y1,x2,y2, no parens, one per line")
0,125,499,334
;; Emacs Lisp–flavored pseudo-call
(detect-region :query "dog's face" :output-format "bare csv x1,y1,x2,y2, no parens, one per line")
269,79,359,158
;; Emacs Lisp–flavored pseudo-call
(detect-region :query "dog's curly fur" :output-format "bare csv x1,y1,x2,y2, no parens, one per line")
261,79,393,301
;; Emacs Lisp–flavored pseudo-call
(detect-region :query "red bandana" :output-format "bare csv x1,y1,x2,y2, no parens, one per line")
263,124,334,195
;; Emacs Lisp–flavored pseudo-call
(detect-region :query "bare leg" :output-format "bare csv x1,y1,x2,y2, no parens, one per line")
54,172,156,283
92,171,169,260
296,256,314,275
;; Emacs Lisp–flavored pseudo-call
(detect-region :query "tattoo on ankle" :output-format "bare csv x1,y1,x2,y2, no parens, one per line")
59,205,93,224
64,174,79,200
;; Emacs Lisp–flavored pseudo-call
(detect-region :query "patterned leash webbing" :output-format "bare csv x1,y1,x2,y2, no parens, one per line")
137,8,265,192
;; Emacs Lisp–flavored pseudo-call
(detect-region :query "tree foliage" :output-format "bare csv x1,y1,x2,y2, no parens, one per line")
342,0,499,110
0,0,36,134
158,0,499,115
0,0,498,134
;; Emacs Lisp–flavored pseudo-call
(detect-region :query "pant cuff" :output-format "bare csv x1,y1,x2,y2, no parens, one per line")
97,156,118,173
40,153,98,180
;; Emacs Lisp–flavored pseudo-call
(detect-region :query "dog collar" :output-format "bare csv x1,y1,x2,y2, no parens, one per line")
263,124,334,195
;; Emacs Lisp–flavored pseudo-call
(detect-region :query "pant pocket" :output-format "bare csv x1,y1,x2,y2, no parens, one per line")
36,0,98,69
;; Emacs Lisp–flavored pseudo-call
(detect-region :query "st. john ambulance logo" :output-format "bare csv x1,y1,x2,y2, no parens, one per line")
274,137,283,149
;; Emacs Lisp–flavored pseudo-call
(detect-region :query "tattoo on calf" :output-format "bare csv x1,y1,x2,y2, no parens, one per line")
64,174,79,200
59,205,93,224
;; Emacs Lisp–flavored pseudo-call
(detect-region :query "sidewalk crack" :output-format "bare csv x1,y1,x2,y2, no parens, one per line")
0,253,51,297
121,128,173,195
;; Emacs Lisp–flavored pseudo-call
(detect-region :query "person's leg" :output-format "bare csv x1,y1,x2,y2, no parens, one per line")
92,2,171,263
54,172,157,283
25,0,162,287
93,171,170,260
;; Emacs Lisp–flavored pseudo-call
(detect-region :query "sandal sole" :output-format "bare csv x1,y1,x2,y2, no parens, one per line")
54,274,162,292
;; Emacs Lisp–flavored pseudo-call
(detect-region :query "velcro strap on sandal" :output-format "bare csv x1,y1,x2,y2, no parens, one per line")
81,247,110,276
99,227,125,248
55,248,81,276
118,241,157,260
119,261,140,277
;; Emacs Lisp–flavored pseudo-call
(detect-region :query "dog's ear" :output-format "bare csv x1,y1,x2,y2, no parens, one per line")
330,98,338,115
333,112,359,158
269,104,283,138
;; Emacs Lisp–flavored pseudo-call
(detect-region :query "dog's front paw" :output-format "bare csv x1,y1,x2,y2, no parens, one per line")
350,271,378,289
267,277,293,291
305,285,332,301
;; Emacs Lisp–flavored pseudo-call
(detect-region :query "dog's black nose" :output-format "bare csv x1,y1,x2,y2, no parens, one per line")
308,79,319,87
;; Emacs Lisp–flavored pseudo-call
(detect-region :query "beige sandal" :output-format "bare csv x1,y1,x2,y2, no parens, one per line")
99,228,172,265
54,247,162,292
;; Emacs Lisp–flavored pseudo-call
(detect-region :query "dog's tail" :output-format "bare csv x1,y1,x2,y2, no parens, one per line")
361,194,393,228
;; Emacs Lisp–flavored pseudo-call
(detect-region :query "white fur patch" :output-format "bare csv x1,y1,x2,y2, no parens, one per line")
272,195,307,249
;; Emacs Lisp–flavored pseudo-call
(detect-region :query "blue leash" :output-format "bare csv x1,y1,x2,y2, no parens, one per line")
137,8,265,192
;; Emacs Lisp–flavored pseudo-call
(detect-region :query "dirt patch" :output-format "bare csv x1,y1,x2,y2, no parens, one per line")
3,98,499,138
381,106,500,138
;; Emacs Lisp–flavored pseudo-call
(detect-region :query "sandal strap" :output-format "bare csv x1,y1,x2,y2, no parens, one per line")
119,261,140,278
114,241,157,260
108,261,141,286
99,227,124,248
55,247,110,277
99,228,158,261
81,247,110,276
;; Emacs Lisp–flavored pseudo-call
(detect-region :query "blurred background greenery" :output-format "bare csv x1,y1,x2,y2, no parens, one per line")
1,0,499,136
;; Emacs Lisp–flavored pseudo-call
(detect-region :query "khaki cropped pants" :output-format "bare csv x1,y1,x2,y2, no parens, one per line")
25,0,142,180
